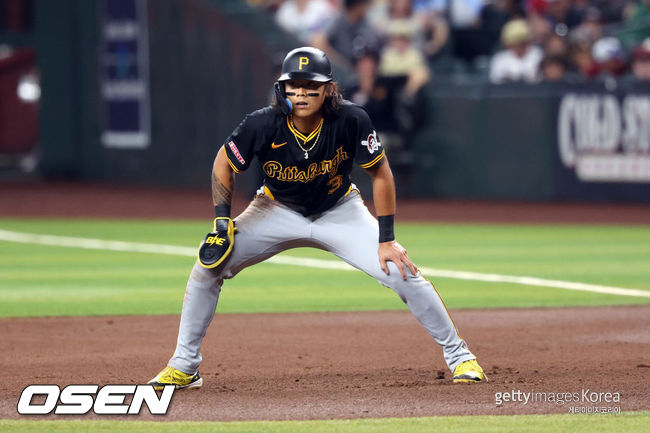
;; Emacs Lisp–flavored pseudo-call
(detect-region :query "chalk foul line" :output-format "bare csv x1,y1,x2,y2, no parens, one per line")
0,229,648,299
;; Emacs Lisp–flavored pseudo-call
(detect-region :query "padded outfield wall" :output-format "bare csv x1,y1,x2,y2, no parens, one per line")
34,0,650,201
416,80,650,202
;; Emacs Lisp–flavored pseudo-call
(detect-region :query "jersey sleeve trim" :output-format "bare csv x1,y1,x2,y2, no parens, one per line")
359,150,385,169
225,155,242,174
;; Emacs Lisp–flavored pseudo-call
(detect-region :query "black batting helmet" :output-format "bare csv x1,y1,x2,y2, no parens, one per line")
278,47,333,82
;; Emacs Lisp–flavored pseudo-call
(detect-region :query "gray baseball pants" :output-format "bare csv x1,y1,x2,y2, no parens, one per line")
168,190,475,374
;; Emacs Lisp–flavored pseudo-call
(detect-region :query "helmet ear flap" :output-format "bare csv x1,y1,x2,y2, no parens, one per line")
274,82,292,115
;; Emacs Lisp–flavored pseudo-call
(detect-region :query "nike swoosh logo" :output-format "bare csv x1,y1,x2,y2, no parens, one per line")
271,141,287,149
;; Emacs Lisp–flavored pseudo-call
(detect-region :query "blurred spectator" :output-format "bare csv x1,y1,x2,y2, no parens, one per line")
449,0,484,28
561,5,603,76
567,32,594,76
631,37,650,81
480,0,526,51
527,8,553,45
448,0,494,66
544,32,570,57
586,36,628,79
623,0,650,21
262,0,648,84
378,20,429,147
542,0,585,37
543,32,580,73
489,19,543,83
619,0,650,49
343,24,429,156
345,46,382,106
569,6,603,45
539,54,572,81
417,8,450,61
379,19,431,96
275,0,337,43
370,0,423,45
342,45,400,139
312,0,381,71
589,0,629,24
368,0,449,61
526,0,545,14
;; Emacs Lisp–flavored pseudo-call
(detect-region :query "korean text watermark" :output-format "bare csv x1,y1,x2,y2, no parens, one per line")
494,389,621,414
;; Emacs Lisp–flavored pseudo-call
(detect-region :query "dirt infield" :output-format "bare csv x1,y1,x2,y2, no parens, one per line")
1,181,649,421
1,306,649,420
1,180,649,224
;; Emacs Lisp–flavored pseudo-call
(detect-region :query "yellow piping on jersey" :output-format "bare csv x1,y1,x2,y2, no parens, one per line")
286,116,323,142
226,156,242,174
263,185,275,200
344,185,359,196
359,150,385,169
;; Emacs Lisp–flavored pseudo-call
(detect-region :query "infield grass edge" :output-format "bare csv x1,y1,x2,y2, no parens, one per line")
1,411,648,433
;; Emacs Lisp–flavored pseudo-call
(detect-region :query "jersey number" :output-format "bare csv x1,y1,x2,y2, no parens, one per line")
327,175,343,195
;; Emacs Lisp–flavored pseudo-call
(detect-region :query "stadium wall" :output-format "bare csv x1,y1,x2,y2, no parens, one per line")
34,0,650,201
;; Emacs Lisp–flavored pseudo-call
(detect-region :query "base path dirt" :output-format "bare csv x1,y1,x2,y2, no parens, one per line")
1,306,648,421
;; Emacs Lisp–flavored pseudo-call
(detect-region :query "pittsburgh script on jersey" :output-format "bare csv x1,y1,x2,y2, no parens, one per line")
263,146,349,182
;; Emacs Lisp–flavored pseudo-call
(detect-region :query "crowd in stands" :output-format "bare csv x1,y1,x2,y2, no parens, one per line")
248,0,650,84
247,0,650,159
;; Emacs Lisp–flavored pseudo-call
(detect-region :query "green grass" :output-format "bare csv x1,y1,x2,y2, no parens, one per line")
1,220,649,432
1,412,648,433
0,219,649,317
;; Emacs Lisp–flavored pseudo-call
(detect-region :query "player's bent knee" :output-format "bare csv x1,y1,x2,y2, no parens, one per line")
374,261,418,288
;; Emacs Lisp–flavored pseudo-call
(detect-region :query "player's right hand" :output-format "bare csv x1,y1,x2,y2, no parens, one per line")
378,240,418,281
198,217,235,270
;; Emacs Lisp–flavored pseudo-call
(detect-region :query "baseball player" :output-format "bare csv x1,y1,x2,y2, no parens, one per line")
149,47,487,390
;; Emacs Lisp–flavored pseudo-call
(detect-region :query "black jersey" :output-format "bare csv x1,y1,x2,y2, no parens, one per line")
223,101,385,216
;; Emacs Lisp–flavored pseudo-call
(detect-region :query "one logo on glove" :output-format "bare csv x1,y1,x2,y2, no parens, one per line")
205,236,225,246
361,130,380,154
199,217,235,269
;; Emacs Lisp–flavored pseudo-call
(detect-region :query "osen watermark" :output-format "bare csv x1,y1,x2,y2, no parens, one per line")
17,384,174,415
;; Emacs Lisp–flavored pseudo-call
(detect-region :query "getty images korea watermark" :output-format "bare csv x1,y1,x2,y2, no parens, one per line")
494,389,621,414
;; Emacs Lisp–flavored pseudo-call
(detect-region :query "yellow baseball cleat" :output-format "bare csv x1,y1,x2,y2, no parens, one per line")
453,359,489,383
148,366,203,391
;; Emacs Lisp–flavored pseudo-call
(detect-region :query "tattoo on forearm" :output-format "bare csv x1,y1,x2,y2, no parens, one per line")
212,171,233,206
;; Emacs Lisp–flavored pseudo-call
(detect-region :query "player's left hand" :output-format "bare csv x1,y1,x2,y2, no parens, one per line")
198,217,235,270
378,240,419,281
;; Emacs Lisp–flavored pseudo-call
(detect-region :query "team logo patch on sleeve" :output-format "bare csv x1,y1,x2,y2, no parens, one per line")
361,131,380,154
228,141,245,165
